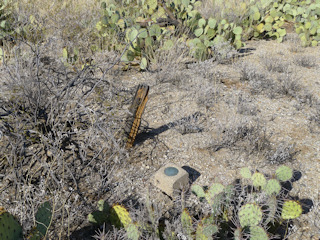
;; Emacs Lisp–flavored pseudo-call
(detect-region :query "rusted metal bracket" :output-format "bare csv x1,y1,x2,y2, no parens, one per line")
125,84,149,148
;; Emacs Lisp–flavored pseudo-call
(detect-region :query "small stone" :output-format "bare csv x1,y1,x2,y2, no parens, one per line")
47,150,53,157
151,163,189,197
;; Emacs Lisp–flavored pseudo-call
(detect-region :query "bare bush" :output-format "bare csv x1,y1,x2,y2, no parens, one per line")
196,80,222,109
236,92,259,116
211,39,238,63
0,40,129,237
236,60,266,82
209,115,271,154
150,40,191,85
260,54,290,73
266,142,296,165
294,55,317,68
309,104,320,127
276,72,300,98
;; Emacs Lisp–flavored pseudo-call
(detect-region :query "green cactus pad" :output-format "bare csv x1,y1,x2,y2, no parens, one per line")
233,228,242,240
196,222,218,240
224,184,235,202
88,199,110,225
34,201,52,237
126,223,141,240
264,179,281,195
200,215,215,225
207,183,224,197
233,26,243,35
208,18,217,28
249,226,269,240
181,208,193,237
98,199,110,212
240,167,252,179
88,210,109,225
276,166,293,182
252,172,267,188
281,200,302,220
0,210,23,240
196,215,218,240
110,204,132,228
210,193,224,215
238,203,263,228
191,184,205,198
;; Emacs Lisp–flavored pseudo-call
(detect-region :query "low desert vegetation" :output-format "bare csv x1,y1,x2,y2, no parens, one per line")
1,0,320,239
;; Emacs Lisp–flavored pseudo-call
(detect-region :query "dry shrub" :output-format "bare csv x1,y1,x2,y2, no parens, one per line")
150,40,191,85
0,39,129,238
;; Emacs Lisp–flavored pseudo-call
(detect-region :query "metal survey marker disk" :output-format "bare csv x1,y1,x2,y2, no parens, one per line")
125,84,149,148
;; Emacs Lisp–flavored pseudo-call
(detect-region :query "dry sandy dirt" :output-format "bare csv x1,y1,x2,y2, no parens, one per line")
115,35,320,239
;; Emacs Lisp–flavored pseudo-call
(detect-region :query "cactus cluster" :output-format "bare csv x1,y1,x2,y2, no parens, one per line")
92,0,320,69
0,201,52,240
189,165,303,239
88,165,309,239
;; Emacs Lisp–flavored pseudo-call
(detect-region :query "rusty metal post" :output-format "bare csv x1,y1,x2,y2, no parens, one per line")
125,84,149,148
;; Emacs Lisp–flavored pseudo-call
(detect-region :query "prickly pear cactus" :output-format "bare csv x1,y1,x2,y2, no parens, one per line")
0,208,23,240
195,215,218,240
252,172,267,188
264,179,281,195
205,183,224,205
110,204,132,228
276,165,293,182
281,200,302,220
249,226,269,240
233,228,242,240
238,203,262,228
181,208,193,238
35,201,52,237
265,195,277,225
207,183,224,197
88,199,110,225
98,199,110,212
111,204,141,240
191,184,206,198
27,201,53,240
126,223,141,240
240,167,252,179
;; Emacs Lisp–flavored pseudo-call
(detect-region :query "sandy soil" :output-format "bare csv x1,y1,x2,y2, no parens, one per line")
118,36,320,239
